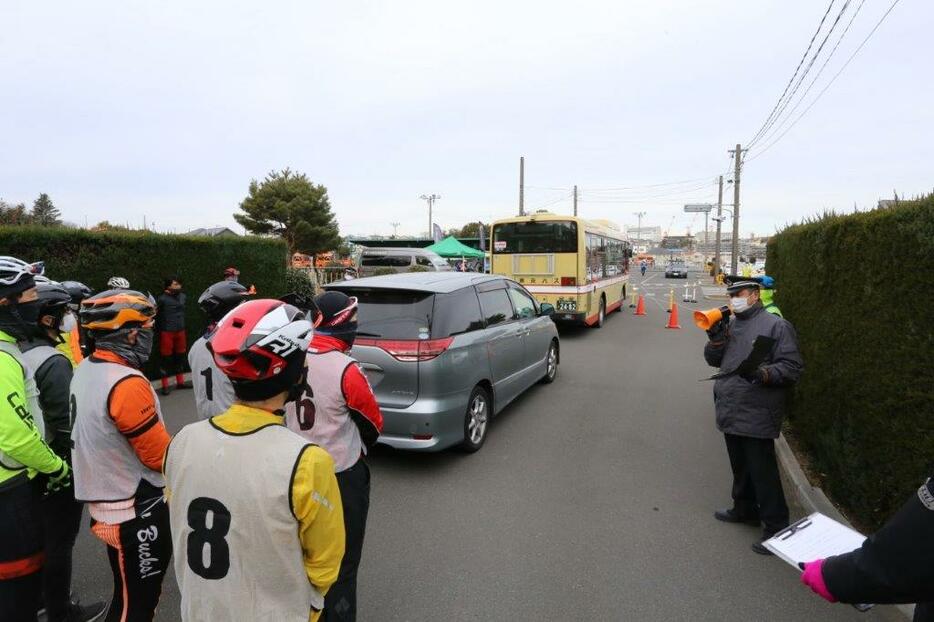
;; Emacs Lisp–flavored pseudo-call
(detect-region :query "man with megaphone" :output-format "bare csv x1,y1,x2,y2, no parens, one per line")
701,280,804,555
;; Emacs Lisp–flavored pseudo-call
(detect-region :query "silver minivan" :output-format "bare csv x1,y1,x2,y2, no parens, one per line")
325,272,559,452
356,247,452,278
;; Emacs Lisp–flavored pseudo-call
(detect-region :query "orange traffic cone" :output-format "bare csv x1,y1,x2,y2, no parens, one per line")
634,295,646,316
665,303,681,329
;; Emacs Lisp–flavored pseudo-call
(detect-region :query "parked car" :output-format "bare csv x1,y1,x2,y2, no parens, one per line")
325,272,559,452
356,247,452,278
665,260,688,279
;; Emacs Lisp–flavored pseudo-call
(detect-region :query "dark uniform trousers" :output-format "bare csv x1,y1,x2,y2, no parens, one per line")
724,433,789,534
323,458,370,622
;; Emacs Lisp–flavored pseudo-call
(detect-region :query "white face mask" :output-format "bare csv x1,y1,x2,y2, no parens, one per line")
729,296,751,314
59,311,77,333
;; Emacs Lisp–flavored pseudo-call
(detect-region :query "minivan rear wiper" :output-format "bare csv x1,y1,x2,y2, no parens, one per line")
356,331,383,337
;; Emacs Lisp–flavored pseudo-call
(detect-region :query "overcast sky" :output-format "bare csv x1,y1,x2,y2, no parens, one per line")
1,1,930,239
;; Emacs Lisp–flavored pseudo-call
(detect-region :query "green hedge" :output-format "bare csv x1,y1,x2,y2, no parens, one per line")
0,226,289,378
767,195,934,529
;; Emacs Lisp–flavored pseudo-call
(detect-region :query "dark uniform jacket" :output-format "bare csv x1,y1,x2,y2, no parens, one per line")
19,338,73,459
156,291,187,332
823,476,934,621
703,303,803,439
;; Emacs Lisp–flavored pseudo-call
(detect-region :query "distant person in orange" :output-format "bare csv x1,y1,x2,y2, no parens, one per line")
71,290,173,622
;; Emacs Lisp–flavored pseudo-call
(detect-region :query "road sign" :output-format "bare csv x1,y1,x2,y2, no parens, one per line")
684,204,713,213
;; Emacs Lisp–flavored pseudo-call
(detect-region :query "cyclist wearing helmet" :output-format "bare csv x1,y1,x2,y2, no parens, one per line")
156,275,191,396
18,281,105,622
71,290,172,622
188,280,253,419
59,280,94,366
0,259,70,622
285,290,383,622
106,276,130,290
164,299,344,622
756,275,782,317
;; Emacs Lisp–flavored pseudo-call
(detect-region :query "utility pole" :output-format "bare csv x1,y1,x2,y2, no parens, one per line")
714,175,723,278
632,211,646,245
728,144,745,275
390,222,400,238
518,156,525,216
573,185,578,216
420,194,440,238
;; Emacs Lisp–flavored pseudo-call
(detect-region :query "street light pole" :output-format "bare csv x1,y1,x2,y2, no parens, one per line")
632,211,646,246
420,194,440,239
714,176,723,277
728,144,745,275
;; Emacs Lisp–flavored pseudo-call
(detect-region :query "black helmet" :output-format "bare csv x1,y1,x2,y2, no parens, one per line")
198,281,253,321
35,281,71,326
60,280,94,307
313,291,358,343
36,281,71,310
279,292,321,324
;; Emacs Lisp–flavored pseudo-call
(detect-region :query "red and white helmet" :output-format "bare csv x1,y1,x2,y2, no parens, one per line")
209,299,313,400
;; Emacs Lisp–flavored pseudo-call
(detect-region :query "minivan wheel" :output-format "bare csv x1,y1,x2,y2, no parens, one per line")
540,341,558,384
460,386,491,453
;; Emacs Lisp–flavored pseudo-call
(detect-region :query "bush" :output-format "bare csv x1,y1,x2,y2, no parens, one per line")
370,267,395,277
408,265,430,272
0,226,289,378
767,195,934,529
285,267,318,299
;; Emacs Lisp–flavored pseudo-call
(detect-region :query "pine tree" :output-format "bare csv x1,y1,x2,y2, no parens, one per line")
235,169,341,255
31,193,62,226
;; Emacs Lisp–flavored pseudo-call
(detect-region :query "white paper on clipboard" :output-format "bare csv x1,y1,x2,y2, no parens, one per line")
764,513,874,612
763,512,866,567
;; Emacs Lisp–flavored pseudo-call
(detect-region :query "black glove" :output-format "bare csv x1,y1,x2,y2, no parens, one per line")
741,367,769,385
706,319,729,341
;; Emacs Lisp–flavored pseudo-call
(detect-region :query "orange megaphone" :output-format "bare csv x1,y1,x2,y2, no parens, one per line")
693,306,731,330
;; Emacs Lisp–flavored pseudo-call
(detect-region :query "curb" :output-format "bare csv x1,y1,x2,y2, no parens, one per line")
776,434,914,620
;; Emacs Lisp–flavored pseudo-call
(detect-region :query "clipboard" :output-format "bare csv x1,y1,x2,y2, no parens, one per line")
701,335,776,381
764,513,874,612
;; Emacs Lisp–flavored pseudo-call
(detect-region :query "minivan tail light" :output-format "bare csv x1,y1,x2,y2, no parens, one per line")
355,337,454,362
561,277,577,286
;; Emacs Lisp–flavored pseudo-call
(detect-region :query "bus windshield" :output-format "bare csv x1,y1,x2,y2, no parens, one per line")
493,221,578,254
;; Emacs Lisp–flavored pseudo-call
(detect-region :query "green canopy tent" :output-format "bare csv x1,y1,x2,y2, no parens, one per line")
425,236,485,259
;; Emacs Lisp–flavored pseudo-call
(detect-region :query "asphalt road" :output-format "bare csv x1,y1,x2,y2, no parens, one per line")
70,271,902,621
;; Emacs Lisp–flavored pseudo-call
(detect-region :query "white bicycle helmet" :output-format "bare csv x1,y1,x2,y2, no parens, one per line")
107,276,131,289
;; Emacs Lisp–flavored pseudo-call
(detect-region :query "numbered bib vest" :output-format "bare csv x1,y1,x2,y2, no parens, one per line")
0,340,46,471
188,336,235,420
165,419,323,621
286,350,362,473
70,359,165,502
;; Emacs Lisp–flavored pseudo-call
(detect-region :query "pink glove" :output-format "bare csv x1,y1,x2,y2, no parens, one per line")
801,559,837,603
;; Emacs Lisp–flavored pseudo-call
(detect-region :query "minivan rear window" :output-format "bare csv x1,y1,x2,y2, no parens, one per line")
361,254,412,267
432,288,484,338
333,288,434,339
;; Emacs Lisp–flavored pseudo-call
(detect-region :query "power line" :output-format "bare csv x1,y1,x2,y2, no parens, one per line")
747,0,902,162
528,192,573,212
750,0,868,151
750,0,854,148
747,0,840,148
583,176,717,191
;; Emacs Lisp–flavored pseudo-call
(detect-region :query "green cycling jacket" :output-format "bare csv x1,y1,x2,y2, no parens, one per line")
760,289,783,317
0,330,63,485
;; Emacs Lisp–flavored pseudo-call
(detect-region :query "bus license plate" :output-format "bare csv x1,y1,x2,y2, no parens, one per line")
557,299,577,312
